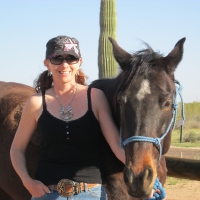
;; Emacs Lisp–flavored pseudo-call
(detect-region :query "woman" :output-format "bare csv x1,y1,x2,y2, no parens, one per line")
10,35,164,200
10,35,125,200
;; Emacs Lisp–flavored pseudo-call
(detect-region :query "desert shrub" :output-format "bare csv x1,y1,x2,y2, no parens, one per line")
183,132,197,142
196,133,200,141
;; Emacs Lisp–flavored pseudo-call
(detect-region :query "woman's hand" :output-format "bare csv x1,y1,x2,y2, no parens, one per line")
146,177,166,200
146,188,166,200
23,177,50,198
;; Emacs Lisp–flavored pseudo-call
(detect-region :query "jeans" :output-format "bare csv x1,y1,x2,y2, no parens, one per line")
31,184,107,200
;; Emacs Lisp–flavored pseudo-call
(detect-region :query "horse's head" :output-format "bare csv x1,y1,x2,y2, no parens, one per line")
109,37,186,198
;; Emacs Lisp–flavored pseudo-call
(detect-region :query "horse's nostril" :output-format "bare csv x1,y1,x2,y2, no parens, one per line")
143,166,153,187
144,166,153,179
124,166,134,183
124,165,154,198
124,165,154,188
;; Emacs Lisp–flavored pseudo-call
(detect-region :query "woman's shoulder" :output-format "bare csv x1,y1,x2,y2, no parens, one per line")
29,88,52,99
89,88,108,109
90,87,105,98
25,91,43,109
28,91,42,99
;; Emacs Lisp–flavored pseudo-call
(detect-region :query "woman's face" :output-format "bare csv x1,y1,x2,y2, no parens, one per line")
44,54,82,84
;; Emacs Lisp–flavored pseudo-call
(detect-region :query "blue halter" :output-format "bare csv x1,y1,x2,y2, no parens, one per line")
120,80,185,160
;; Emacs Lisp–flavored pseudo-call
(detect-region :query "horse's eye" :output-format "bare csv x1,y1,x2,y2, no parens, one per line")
164,100,171,108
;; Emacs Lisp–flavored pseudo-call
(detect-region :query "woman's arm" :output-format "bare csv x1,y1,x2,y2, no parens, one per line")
10,95,50,197
91,88,125,164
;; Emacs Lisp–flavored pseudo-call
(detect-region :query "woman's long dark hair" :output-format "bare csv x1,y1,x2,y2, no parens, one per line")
34,69,88,93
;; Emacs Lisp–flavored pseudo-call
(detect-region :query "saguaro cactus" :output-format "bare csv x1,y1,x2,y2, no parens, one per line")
98,0,118,78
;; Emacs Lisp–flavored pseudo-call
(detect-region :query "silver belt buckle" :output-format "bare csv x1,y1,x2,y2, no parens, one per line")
57,179,79,197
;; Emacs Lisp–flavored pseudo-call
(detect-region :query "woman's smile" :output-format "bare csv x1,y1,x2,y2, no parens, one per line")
59,70,71,75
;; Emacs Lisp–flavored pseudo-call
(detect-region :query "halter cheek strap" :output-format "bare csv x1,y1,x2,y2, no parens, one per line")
120,80,185,160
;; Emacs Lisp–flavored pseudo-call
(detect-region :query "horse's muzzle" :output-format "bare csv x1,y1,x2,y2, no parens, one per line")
123,165,154,198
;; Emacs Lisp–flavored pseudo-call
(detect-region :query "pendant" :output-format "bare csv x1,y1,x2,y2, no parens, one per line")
60,106,73,121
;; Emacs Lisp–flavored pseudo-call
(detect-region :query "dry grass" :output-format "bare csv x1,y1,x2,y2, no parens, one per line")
171,102,200,147
175,102,200,129
171,129,200,147
165,177,200,200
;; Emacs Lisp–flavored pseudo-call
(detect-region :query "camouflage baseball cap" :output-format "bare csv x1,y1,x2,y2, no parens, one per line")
46,35,81,59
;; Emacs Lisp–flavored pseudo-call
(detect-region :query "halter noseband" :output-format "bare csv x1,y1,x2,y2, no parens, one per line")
120,80,185,160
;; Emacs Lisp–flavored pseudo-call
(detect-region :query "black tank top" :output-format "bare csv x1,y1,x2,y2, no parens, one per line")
35,87,105,185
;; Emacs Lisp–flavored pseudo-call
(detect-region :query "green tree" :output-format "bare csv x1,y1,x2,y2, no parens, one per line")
98,0,118,78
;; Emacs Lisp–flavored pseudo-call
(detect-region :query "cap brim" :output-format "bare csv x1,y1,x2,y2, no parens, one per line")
53,50,80,58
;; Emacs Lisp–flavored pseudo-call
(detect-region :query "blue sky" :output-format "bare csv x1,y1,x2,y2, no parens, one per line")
0,0,199,103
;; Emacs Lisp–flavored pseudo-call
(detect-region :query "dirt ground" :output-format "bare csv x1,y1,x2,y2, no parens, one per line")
164,147,200,200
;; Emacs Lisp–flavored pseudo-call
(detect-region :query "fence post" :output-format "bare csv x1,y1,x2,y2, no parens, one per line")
180,125,183,143
179,120,184,143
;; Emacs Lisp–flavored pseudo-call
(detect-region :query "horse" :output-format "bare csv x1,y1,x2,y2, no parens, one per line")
0,37,185,200
0,82,40,200
91,37,185,199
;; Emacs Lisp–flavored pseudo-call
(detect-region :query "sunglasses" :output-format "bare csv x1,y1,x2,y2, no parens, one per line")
49,55,79,65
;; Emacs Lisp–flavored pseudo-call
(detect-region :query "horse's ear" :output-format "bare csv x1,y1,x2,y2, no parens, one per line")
108,37,132,70
164,37,186,75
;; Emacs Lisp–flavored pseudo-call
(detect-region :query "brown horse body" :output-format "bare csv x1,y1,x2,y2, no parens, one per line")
0,37,185,200
0,82,39,200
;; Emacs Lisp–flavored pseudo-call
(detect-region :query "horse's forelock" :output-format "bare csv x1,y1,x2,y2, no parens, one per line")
119,46,163,90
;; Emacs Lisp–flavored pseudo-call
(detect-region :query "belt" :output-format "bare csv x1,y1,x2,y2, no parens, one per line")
48,179,100,197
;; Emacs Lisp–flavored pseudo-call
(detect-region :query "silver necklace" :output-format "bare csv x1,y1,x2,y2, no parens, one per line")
52,84,77,121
